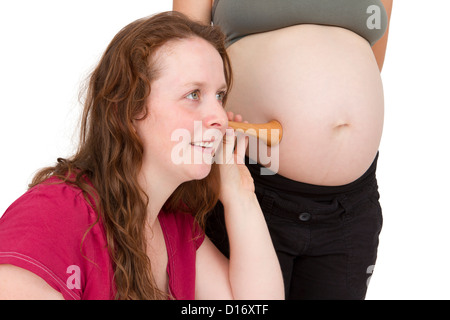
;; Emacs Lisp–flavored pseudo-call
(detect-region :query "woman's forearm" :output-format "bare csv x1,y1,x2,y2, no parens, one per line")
172,0,212,25
223,193,285,299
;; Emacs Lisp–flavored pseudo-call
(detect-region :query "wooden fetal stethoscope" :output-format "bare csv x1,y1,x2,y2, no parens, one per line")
228,120,283,147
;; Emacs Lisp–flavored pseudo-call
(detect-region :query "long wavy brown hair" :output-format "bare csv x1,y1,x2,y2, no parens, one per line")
29,11,232,300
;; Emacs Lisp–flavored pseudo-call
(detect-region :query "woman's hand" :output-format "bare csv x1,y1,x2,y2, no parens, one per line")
202,113,285,300
197,111,284,300
215,112,253,205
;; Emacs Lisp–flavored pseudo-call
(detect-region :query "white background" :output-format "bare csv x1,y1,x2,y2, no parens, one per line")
0,1,449,300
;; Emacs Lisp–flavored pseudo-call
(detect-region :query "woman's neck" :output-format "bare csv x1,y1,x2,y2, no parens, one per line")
138,168,180,228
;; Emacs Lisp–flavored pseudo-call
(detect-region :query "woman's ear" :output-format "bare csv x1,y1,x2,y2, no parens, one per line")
131,119,138,134
135,100,150,121
131,102,150,136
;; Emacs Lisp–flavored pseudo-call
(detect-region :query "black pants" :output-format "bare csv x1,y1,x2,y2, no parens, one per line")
206,154,383,300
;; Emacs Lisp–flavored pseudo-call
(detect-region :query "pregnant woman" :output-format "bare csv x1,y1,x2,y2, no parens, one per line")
174,0,393,299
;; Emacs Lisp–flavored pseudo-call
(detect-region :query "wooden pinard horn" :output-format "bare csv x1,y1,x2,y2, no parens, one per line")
228,120,283,147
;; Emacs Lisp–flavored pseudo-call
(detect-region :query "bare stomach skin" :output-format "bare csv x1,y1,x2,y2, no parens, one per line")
225,24,384,186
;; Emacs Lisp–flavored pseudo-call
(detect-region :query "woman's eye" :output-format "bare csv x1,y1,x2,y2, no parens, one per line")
216,91,226,102
187,90,200,100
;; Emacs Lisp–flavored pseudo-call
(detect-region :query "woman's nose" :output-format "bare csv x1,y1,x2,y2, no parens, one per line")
204,102,228,132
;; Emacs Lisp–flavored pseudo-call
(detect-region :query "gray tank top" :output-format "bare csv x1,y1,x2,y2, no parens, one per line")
212,0,388,47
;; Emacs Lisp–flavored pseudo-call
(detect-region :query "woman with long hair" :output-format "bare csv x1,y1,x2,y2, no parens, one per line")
0,11,284,300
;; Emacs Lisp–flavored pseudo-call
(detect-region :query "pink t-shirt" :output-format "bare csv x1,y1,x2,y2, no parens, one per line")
0,178,204,300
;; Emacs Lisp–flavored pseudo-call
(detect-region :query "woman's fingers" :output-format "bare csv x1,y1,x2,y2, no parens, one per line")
214,128,234,164
214,113,248,165
235,131,247,165
224,128,236,164
226,111,243,123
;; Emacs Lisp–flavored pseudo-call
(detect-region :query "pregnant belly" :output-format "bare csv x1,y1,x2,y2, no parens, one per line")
225,25,384,186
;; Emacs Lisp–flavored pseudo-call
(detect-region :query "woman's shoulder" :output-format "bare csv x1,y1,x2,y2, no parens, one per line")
2,176,97,228
0,176,111,300
0,176,102,254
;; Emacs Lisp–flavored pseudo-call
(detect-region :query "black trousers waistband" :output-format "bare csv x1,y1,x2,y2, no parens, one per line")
246,152,379,198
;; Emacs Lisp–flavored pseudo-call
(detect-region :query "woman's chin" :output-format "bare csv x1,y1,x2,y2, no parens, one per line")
196,164,213,180
184,163,212,181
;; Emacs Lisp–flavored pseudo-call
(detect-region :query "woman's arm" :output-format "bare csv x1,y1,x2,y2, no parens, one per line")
372,0,393,71
173,0,214,25
195,195,284,300
0,264,64,300
195,114,284,300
